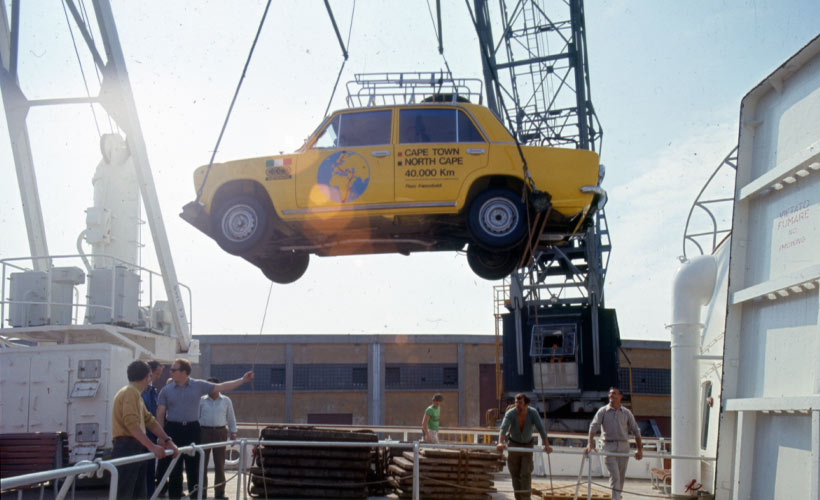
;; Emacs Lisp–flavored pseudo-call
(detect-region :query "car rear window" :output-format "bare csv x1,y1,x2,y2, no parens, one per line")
315,110,392,148
399,108,485,144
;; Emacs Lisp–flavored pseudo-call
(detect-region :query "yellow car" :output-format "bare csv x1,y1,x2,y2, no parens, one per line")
181,102,603,283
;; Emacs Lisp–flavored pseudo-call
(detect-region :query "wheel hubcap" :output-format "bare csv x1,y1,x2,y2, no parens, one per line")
479,197,518,237
221,204,258,243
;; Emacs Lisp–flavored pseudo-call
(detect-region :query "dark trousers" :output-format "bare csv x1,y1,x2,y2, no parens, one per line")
161,421,201,499
200,426,229,498
111,438,147,500
507,441,534,500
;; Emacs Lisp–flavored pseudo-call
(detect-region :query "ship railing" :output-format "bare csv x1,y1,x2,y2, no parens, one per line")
0,254,192,337
1,438,711,500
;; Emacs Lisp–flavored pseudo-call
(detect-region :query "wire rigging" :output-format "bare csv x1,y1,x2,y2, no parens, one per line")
426,0,455,80
195,0,274,203
61,0,102,137
322,0,356,117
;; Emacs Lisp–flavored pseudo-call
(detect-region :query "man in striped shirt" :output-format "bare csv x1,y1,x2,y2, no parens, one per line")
199,378,238,500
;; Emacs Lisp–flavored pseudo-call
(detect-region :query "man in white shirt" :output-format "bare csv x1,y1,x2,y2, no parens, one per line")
585,387,643,500
199,377,238,500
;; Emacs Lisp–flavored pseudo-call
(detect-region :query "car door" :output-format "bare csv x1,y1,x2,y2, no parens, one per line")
295,109,394,211
395,106,488,203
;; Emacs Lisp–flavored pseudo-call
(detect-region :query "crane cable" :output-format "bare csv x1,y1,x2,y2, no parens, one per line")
322,0,356,117
195,0,274,203
425,0,455,79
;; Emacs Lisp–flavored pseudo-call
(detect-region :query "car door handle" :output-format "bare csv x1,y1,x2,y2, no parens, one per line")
371,150,391,157
466,148,486,155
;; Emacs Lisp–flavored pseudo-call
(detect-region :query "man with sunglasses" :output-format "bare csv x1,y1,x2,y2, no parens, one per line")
496,393,552,500
156,358,253,499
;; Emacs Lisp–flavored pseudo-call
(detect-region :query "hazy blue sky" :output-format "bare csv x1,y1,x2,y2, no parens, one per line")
0,1,818,341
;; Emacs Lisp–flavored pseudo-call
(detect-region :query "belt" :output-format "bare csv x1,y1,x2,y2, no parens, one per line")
167,420,200,426
509,439,534,447
200,426,226,429
113,436,139,443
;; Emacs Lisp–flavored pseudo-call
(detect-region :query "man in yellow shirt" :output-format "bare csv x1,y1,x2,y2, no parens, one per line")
112,360,179,499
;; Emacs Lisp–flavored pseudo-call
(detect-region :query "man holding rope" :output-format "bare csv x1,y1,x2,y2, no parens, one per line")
585,387,643,500
496,393,552,500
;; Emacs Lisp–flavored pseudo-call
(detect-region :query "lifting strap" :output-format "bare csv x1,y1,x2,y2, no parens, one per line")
195,0,274,203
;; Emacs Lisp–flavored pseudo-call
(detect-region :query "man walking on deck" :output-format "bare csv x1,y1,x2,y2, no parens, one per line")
157,359,253,499
585,387,643,500
421,394,444,443
112,360,178,500
496,394,552,500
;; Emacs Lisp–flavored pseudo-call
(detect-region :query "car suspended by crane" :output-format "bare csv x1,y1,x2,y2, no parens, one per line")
181,73,605,283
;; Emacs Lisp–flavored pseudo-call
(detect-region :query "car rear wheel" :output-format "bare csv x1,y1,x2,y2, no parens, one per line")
212,194,271,256
259,252,309,284
466,244,519,281
468,188,527,248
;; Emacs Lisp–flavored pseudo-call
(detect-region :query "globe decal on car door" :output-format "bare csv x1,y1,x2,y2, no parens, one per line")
316,151,371,203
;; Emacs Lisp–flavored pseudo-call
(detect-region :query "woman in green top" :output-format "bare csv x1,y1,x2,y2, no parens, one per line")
421,394,444,443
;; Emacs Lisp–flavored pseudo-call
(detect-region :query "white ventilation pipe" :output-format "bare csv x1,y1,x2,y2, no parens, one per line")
87,134,140,269
667,255,717,496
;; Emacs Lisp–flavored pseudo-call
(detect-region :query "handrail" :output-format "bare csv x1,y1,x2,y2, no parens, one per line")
0,253,193,336
1,438,710,498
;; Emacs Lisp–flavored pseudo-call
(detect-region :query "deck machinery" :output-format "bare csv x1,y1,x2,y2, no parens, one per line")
0,0,197,463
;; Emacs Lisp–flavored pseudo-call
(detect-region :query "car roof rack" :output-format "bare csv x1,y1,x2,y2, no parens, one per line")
345,71,484,108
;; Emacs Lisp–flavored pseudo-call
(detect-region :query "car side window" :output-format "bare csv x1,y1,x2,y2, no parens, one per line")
399,108,486,144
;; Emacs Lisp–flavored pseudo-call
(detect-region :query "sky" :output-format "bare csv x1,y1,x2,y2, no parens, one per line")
0,1,818,342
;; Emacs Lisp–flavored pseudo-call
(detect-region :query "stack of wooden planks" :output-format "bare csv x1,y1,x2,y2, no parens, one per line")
388,448,504,499
249,426,378,498
531,479,611,499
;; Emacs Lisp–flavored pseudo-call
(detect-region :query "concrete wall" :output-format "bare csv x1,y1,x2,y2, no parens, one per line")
384,391,459,427
291,392,369,425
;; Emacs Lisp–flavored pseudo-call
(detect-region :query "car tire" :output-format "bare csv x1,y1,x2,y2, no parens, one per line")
259,252,309,284
466,244,519,281
212,194,271,256
468,188,527,248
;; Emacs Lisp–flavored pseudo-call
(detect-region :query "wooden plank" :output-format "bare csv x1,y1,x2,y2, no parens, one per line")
421,449,502,461
531,479,611,499
402,451,505,467
255,456,369,469
260,426,378,443
257,447,371,460
250,467,366,480
249,484,367,498
250,475,366,488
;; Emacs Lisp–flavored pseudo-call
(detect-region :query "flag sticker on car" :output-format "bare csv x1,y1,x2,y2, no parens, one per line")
265,158,292,180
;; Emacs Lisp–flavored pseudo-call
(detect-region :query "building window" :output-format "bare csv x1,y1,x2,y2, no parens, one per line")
293,364,368,391
210,364,285,392
617,367,671,395
385,364,459,389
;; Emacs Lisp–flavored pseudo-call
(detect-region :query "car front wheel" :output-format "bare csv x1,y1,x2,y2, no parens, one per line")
212,194,271,256
259,252,309,284
466,244,520,281
468,188,527,248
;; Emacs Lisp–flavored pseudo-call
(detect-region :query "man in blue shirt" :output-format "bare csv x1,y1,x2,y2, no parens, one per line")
157,359,252,499
141,360,163,497
496,393,552,500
